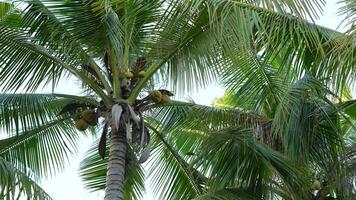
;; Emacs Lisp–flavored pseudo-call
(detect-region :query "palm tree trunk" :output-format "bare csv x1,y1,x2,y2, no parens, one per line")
104,124,126,200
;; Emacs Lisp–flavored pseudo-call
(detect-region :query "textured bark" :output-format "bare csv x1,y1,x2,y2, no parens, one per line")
104,124,126,200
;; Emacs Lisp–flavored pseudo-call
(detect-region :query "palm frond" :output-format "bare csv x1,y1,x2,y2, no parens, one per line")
235,0,325,19
0,11,110,102
0,1,12,18
0,93,94,136
54,93,99,107
146,100,276,154
273,75,344,165
219,54,286,115
33,0,108,56
341,99,356,120
0,117,78,177
0,26,71,92
0,0,21,28
209,1,353,95
129,0,220,99
112,0,162,57
0,93,70,135
131,0,352,99
338,0,355,33
338,143,356,198
195,127,306,199
147,101,265,132
152,4,218,94
20,0,111,92
0,1,353,199
194,188,260,200
104,2,124,97
21,0,94,64
0,157,52,200
146,122,205,200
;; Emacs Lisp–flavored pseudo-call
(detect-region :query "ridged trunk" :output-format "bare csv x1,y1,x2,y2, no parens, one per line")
104,125,126,200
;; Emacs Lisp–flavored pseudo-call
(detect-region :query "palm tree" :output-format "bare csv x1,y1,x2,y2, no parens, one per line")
0,0,354,200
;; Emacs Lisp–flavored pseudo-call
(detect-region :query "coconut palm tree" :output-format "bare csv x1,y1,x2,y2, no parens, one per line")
0,0,354,200
79,76,355,200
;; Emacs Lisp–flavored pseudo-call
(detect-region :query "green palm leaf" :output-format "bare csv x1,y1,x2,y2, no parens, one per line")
0,26,70,92
20,0,111,92
273,76,343,164
194,188,260,200
0,157,52,200
206,1,353,96
0,93,84,135
146,123,205,200
33,0,109,56
0,25,110,102
0,117,79,177
195,127,306,199
0,1,12,18
148,101,265,132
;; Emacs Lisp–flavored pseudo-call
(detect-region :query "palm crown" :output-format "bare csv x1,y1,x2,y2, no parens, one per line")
0,0,355,200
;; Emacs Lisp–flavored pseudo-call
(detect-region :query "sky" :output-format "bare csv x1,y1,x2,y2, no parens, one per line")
12,1,349,200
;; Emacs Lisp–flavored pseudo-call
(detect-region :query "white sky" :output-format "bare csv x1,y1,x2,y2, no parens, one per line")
15,1,349,200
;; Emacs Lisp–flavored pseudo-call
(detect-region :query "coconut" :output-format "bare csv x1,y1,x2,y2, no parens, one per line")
312,180,321,190
125,71,134,79
160,94,171,104
148,90,162,103
75,119,89,131
138,70,146,78
81,110,97,126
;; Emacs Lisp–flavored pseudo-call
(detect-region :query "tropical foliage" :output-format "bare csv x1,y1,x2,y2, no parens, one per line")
0,0,355,200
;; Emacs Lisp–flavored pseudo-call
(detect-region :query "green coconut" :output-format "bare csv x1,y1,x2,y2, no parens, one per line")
160,94,171,104
148,90,162,103
138,70,146,78
75,119,89,131
312,180,321,190
125,71,134,79
81,110,97,126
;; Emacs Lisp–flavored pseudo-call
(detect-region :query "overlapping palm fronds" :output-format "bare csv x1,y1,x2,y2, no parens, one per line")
0,93,95,199
0,157,52,200
0,0,354,199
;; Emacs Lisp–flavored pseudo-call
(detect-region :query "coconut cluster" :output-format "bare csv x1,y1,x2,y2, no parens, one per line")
75,109,98,131
123,70,146,79
69,56,175,169
148,90,171,104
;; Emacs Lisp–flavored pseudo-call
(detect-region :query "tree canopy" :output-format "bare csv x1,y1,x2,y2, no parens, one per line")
0,0,354,200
